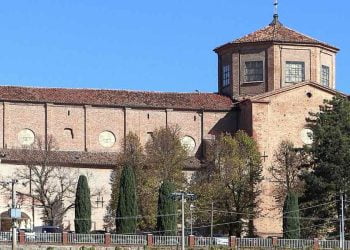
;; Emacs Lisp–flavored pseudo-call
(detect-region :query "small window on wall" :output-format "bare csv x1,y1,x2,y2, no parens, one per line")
146,132,154,142
64,128,74,139
285,61,305,83
244,61,263,82
321,65,330,87
222,65,231,87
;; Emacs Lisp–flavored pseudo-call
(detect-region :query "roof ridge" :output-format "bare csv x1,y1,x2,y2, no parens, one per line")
0,84,233,111
0,84,218,96
282,25,323,43
248,81,345,101
215,20,339,52
231,24,271,43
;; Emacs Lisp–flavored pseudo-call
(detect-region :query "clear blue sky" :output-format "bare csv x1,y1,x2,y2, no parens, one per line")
0,0,348,93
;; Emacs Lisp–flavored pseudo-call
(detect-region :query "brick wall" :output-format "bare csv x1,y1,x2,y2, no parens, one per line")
217,44,336,99
0,101,233,158
246,84,335,236
4,103,45,149
47,104,85,151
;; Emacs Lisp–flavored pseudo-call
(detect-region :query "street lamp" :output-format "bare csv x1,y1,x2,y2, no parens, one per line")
0,178,20,250
190,204,195,236
171,192,197,250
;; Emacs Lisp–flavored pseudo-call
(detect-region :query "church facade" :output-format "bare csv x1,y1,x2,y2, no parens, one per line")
0,15,344,236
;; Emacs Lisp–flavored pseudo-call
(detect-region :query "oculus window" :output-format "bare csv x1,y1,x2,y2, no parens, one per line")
244,61,263,82
18,129,35,146
99,131,116,148
180,136,196,153
321,65,330,87
285,61,305,83
222,65,231,87
300,128,313,145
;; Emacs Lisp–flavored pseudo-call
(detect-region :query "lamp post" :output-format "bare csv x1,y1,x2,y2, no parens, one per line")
171,192,196,250
190,204,195,236
0,179,20,250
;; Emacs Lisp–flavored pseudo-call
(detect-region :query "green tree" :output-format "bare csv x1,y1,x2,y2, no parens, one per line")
156,180,177,235
145,126,187,184
105,132,158,231
283,192,300,239
116,164,138,234
191,131,262,237
75,175,91,233
106,127,188,232
300,95,350,237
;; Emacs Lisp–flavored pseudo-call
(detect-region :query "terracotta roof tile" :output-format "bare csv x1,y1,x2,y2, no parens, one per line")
215,21,338,51
0,149,117,168
0,85,233,111
0,149,203,170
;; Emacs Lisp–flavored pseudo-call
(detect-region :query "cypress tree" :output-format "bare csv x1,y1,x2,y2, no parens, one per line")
156,180,177,235
74,175,91,233
116,164,138,234
283,192,300,239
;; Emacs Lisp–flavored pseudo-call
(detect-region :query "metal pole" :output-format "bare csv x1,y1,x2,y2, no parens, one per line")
12,180,17,250
30,168,35,230
190,204,193,235
341,194,345,250
340,217,342,247
211,202,214,244
181,193,185,250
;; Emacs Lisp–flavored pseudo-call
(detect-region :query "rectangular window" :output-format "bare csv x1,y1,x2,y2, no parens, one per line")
244,61,263,82
285,61,305,83
321,65,330,86
222,65,231,87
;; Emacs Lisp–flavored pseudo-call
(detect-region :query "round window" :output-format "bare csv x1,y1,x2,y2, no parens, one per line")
99,131,116,148
18,129,35,146
180,136,196,152
300,128,313,145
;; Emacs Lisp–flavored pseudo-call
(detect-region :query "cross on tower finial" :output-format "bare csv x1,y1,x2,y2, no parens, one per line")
274,0,278,17
270,0,282,26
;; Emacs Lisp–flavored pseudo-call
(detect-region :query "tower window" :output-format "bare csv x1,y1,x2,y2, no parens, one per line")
285,61,305,83
222,65,231,87
321,65,330,87
244,61,263,82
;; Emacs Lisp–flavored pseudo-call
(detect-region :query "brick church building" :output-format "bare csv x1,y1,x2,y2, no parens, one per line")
0,14,344,236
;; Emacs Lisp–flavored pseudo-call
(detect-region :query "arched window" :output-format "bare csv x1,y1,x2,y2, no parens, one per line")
64,128,74,139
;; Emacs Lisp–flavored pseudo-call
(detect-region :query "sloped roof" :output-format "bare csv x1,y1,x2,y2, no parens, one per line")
0,85,233,111
245,81,345,102
0,149,202,170
215,17,338,52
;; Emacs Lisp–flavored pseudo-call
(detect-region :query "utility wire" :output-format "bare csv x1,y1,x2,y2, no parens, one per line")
193,200,339,221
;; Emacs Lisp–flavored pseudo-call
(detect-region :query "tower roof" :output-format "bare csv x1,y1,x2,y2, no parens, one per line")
215,18,339,52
